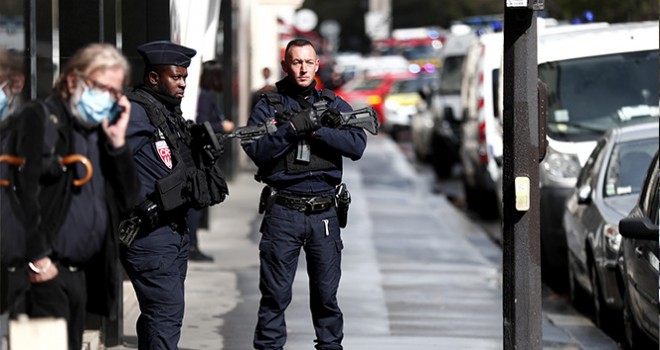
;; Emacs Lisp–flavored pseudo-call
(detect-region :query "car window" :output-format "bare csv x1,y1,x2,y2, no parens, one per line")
343,78,384,92
639,152,659,223
604,138,658,197
576,138,606,188
438,55,465,95
390,79,419,94
539,50,659,139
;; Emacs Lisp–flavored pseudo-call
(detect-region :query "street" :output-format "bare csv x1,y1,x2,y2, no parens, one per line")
113,132,623,350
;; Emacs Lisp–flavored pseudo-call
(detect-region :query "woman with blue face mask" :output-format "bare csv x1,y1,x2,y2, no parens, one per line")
7,43,140,350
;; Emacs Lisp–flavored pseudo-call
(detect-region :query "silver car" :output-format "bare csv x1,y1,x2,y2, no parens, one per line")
563,121,658,334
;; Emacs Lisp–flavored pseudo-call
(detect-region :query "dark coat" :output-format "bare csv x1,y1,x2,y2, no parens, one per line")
12,95,140,317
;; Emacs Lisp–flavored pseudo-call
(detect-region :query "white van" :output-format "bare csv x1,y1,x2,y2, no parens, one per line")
458,31,503,218
534,21,659,277
422,27,476,177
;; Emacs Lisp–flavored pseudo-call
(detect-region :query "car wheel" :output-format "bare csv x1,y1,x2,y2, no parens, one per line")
567,253,589,309
589,262,619,336
622,286,655,349
430,135,454,178
463,181,498,220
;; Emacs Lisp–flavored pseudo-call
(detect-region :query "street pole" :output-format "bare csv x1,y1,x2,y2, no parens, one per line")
502,1,543,349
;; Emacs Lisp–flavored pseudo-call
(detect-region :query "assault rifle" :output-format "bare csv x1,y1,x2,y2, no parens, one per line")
328,106,380,135
194,105,379,164
295,104,380,162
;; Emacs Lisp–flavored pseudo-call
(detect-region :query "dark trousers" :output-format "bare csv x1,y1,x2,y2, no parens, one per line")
0,264,29,317
120,226,189,350
27,265,86,350
254,204,344,350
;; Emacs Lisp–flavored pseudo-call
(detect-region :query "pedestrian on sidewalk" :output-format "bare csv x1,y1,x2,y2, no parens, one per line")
187,60,235,262
9,43,138,350
242,39,367,350
120,41,228,349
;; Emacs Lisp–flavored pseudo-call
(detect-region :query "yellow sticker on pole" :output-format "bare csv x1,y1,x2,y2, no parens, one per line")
515,177,530,211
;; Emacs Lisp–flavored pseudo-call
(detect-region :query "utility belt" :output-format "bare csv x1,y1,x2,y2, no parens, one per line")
259,184,351,227
275,193,335,213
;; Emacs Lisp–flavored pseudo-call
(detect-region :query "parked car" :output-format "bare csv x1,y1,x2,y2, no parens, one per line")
563,122,658,333
532,21,659,283
617,149,659,349
335,71,416,130
383,73,437,139
458,30,503,219
421,27,476,176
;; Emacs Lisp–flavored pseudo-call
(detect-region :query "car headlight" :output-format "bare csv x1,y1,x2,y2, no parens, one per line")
542,150,581,178
385,100,400,110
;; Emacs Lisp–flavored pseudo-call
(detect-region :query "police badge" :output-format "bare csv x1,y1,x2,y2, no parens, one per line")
155,140,172,169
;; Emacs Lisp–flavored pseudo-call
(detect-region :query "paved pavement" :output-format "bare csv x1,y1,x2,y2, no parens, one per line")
105,134,621,350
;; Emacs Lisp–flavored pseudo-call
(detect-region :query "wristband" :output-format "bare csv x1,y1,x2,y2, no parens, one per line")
28,260,52,274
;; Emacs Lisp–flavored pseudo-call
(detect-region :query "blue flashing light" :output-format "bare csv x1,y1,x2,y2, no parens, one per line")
571,18,582,24
492,21,503,32
408,64,421,74
428,30,440,40
583,10,594,22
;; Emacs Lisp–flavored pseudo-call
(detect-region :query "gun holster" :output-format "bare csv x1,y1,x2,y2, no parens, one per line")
118,199,160,247
335,183,351,228
258,185,278,214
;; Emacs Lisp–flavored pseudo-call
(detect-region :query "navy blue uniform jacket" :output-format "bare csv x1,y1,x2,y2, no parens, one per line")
243,86,367,194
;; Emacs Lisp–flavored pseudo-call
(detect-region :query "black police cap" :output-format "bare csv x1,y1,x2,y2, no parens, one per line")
137,41,196,68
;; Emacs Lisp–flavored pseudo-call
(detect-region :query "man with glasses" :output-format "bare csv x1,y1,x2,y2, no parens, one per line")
120,40,228,349
9,43,139,350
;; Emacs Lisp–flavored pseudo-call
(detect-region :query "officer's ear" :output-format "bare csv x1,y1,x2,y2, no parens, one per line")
147,70,159,87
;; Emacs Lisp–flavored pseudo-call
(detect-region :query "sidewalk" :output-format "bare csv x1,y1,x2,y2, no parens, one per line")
105,134,620,350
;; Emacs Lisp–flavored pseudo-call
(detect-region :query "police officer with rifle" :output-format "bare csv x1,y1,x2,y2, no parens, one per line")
242,39,370,350
119,41,228,350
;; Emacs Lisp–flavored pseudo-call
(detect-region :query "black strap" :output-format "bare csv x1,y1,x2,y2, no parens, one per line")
128,89,197,170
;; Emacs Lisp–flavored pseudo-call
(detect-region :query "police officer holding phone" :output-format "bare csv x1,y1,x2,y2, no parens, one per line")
120,40,228,349
243,39,367,350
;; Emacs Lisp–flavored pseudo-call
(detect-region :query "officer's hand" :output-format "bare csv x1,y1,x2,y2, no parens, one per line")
290,109,320,135
321,108,343,128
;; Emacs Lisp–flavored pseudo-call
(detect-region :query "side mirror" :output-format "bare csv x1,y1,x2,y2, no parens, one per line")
619,216,658,240
576,185,592,205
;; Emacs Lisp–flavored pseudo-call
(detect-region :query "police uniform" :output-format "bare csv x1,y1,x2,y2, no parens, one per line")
120,41,220,350
243,78,367,350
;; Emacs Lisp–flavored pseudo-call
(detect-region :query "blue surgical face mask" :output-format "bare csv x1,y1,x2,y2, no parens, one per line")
75,85,121,127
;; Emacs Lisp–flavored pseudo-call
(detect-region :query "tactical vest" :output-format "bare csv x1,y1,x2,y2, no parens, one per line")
127,88,228,211
257,89,342,179
127,88,197,172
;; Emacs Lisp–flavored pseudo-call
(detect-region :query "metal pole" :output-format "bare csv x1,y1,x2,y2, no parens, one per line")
502,4,542,350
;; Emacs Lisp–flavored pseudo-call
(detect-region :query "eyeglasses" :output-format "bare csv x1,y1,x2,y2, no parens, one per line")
83,77,123,100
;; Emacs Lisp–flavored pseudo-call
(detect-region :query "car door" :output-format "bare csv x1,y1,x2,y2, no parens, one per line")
628,154,659,337
566,138,607,281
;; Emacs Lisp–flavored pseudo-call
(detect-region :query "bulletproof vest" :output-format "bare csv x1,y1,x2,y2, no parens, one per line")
258,89,342,178
127,88,197,172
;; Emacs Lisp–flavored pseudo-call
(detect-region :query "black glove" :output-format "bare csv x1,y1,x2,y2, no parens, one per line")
321,108,343,128
290,109,320,135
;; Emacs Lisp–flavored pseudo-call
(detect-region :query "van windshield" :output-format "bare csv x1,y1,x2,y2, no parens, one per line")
438,55,465,95
539,50,659,141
